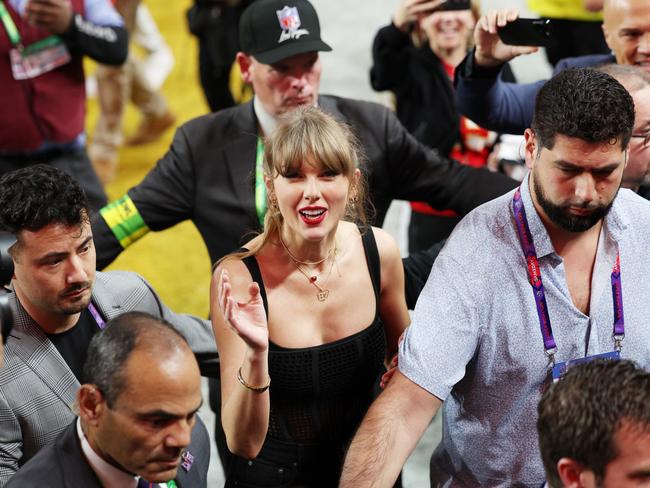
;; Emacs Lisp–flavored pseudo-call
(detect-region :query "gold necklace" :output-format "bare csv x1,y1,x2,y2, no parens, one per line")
279,237,338,301
279,237,335,266
292,253,337,301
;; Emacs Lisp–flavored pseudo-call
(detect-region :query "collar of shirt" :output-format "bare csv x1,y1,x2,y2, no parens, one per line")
519,173,629,260
253,96,278,138
253,96,320,138
76,418,139,488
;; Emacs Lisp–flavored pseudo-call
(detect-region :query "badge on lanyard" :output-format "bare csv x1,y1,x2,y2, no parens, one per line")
0,2,71,81
10,35,71,80
551,350,621,382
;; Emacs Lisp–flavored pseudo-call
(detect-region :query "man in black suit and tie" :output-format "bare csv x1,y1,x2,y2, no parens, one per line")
7,311,209,487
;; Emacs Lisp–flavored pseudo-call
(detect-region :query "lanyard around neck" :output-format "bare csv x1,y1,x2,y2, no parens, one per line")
87,302,106,329
0,1,21,46
254,136,267,227
512,188,625,364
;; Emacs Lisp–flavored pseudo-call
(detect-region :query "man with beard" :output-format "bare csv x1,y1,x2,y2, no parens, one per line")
340,68,650,487
0,165,217,485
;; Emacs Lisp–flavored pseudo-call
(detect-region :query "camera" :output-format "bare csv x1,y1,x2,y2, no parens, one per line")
0,231,15,344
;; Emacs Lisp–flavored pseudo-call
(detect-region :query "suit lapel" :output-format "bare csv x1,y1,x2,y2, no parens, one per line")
9,295,79,408
174,416,209,488
223,102,259,228
91,272,124,322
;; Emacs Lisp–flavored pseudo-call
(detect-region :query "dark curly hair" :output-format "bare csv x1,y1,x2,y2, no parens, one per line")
537,359,650,488
532,68,635,152
0,165,89,236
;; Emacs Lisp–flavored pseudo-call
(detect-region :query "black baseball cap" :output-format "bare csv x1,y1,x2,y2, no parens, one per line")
239,0,332,65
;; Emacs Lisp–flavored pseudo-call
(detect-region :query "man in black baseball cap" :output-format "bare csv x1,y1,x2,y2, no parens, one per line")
91,0,516,307
236,0,332,118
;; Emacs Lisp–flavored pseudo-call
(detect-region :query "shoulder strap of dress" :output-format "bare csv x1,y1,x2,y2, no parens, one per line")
239,251,269,318
359,226,381,301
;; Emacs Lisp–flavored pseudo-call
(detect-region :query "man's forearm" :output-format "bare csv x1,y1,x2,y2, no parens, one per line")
340,371,440,487
63,15,128,65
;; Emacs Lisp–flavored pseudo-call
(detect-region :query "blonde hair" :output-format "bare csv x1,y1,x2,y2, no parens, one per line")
217,106,369,265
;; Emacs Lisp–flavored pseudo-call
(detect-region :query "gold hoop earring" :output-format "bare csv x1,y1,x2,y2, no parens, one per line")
269,194,279,213
348,196,357,211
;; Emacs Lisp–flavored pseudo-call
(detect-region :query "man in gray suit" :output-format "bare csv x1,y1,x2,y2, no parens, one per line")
0,165,217,485
7,311,210,487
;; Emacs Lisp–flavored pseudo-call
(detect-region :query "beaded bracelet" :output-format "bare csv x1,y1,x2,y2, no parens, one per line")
237,367,271,393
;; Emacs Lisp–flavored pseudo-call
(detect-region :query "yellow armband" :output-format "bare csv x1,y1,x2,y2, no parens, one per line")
99,194,150,248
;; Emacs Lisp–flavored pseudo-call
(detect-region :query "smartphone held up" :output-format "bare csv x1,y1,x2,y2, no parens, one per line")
497,18,555,47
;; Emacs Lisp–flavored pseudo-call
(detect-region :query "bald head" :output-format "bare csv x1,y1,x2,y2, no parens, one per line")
598,64,650,190
81,311,197,406
78,312,202,483
603,0,650,70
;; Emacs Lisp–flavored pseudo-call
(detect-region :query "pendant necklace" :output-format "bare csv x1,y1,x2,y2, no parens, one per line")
280,237,338,302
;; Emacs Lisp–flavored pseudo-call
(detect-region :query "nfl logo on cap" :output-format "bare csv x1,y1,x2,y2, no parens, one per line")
277,6,302,32
239,0,332,65
277,6,310,43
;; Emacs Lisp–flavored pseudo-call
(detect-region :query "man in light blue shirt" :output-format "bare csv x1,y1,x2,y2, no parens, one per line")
341,68,650,487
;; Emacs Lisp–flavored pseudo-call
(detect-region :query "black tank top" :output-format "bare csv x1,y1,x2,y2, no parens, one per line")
241,228,386,446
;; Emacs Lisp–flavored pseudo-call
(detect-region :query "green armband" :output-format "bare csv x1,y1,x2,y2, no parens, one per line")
99,194,150,248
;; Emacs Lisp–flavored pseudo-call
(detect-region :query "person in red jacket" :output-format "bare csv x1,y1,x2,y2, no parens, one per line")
0,0,128,211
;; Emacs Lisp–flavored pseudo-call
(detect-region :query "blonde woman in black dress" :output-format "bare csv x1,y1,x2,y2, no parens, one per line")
211,106,410,487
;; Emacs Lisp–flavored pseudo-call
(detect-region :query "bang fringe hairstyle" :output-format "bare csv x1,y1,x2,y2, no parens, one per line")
216,106,371,268
267,109,356,179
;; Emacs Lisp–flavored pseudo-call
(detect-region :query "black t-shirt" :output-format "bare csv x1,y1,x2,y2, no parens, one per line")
47,308,101,382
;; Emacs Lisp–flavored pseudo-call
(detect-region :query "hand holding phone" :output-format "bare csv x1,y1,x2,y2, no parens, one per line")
473,9,540,68
497,18,554,47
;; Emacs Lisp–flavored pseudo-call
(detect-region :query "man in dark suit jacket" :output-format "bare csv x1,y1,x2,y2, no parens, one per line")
0,166,217,485
6,312,210,488
91,0,518,310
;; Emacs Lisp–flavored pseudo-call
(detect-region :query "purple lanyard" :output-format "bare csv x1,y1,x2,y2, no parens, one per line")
512,188,625,363
87,302,106,330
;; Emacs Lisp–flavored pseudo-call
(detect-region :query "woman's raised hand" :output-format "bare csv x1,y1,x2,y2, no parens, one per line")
218,269,269,352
